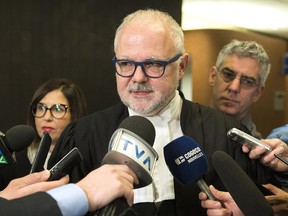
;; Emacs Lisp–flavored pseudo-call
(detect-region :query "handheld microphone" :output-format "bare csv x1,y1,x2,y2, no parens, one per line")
30,132,52,173
0,125,35,168
212,151,273,216
96,115,158,216
163,135,215,200
102,115,158,188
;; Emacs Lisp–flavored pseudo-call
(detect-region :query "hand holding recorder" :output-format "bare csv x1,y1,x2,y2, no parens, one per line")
48,147,83,181
227,128,288,171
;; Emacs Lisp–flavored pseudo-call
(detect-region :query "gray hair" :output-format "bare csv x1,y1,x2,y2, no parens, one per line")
215,40,271,86
114,9,185,54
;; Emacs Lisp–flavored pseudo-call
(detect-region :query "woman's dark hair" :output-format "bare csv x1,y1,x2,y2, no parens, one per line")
27,78,88,143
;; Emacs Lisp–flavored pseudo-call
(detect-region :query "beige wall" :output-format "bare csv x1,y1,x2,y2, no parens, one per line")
184,29,288,137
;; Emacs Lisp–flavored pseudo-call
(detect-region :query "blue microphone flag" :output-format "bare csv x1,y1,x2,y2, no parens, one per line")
164,135,208,185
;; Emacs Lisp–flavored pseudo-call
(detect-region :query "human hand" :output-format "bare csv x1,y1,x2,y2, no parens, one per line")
76,164,138,212
0,170,69,200
263,183,288,215
242,138,288,172
199,185,244,216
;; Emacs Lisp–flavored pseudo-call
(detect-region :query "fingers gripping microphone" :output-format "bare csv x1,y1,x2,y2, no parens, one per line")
164,135,216,200
96,115,158,216
212,151,274,216
0,125,35,168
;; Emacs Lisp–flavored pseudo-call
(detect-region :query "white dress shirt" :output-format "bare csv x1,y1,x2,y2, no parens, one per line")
130,90,183,203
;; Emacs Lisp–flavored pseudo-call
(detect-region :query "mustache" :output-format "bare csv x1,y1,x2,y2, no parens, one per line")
128,83,153,92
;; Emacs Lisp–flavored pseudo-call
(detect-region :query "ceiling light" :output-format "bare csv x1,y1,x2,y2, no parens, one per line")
182,0,288,37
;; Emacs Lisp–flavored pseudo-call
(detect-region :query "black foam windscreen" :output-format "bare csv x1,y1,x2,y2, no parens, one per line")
5,125,36,151
212,151,273,216
119,115,155,146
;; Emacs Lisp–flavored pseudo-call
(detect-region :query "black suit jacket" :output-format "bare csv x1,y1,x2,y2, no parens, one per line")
0,192,62,216
49,92,275,216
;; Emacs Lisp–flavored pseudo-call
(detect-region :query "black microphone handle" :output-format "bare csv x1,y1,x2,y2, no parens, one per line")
119,207,139,216
93,197,129,216
196,178,216,200
30,132,51,173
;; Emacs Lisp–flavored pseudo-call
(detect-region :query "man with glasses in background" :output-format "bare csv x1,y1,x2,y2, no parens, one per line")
201,40,288,215
208,40,288,179
208,39,270,139
49,10,276,216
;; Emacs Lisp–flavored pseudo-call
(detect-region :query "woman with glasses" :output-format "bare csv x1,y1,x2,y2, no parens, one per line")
0,78,88,190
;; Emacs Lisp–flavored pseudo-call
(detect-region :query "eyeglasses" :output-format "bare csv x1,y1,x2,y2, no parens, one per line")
112,54,182,78
217,68,259,89
32,103,70,119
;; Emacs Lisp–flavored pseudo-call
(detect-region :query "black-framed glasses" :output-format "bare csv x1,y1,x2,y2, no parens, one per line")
217,68,259,89
32,103,70,119
112,53,182,78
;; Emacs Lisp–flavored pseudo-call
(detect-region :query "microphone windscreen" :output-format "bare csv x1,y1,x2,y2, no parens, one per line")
5,125,35,151
164,135,208,184
119,115,155,146
212,151,273,216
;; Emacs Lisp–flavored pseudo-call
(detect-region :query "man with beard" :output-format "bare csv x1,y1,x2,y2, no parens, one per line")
49,10,277,216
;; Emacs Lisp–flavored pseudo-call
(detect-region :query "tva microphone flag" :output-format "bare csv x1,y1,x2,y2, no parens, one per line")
102,115,158,188
164,135,215,200
212,151,273,216
97,115,158,216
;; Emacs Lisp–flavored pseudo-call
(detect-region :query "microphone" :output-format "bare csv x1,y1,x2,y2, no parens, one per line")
212,151,273,216
96,115,158,216
102,115,158,188
163,135,216,200
30,132,52,173
0,125,35,168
